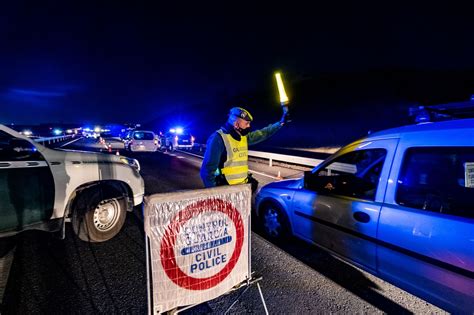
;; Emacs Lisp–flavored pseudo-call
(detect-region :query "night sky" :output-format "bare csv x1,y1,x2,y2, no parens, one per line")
2,2,474,146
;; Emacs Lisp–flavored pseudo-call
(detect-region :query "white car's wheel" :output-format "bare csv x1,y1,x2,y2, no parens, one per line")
72,188,127,242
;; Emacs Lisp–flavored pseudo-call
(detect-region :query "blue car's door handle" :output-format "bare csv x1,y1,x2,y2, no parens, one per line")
353,211,370,223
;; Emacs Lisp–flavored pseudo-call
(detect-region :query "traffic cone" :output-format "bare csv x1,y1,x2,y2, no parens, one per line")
108,145,112,153
277,171,283,180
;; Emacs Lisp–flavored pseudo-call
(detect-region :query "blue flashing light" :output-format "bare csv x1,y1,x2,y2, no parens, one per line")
169,128,176,133
176,127,184,135
53,129,62,135
415,108,431,123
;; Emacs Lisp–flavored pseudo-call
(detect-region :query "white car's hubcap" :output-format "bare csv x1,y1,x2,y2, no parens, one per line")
93,199,120,231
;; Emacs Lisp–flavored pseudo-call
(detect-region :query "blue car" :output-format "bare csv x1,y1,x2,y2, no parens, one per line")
255,118,474,313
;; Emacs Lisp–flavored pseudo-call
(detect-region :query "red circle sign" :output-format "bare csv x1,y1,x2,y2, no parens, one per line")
160,198,244,290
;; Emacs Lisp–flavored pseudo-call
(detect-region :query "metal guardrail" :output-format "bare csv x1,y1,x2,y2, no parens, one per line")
193,143,326,168
34,135,74,145
248,150,324,168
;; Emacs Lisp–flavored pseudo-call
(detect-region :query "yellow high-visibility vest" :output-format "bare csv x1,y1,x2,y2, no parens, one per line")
217,130,248,185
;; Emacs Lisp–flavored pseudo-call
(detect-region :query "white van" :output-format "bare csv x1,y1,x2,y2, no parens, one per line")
124,130,159,152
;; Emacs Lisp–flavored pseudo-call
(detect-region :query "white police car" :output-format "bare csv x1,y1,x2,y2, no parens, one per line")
0,124,145,243
255,118,474,313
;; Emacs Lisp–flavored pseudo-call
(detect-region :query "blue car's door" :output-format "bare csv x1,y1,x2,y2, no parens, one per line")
377,146,474,313
292,139,398,270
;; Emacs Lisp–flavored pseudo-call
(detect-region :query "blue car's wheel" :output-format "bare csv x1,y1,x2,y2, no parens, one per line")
260,203,289,240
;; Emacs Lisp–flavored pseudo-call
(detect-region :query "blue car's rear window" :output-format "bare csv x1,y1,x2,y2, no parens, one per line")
396,147,474,219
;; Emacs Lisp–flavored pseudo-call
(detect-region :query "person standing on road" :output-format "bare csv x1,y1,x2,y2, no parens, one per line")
200,106,289,191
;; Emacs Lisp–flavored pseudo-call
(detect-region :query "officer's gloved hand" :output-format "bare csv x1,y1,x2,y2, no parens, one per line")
280,111,291,125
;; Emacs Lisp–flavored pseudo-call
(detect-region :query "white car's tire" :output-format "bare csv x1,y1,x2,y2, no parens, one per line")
72,188,127,242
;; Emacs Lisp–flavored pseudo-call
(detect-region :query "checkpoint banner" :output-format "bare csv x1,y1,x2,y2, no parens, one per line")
144,185,251,313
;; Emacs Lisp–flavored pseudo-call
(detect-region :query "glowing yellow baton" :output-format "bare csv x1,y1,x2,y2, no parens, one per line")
275,72,289,105
274,72,291,123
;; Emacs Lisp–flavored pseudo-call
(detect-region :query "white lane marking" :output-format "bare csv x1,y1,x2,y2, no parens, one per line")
175,150,204,159
250,170,280,180
60,137,83,147
177,156,185,159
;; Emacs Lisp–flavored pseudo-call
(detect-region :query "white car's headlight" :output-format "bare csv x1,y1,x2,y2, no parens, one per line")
120,157,140,172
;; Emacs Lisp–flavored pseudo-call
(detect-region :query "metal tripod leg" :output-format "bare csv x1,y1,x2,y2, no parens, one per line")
223,279,269,315
257,282,269,315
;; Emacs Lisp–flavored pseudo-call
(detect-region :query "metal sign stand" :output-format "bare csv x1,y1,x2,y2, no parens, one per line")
163,273,268,315
145,234,152,315
145,185,267,314
223,273,268,315
223,197,268,315
220,205,269,314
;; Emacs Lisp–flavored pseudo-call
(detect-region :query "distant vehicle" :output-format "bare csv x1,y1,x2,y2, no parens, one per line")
255,118,474,313
160,128,194,151
123,130,159,152
99,131,117,139
0,124,145,243
83,131,99,139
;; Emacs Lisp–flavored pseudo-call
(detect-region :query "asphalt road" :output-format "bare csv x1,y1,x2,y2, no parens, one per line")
1,138,446,314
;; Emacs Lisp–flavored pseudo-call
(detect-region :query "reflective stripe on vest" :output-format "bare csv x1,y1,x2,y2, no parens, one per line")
217,130,248,185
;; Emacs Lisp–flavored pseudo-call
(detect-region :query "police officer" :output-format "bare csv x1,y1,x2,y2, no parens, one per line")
200,107,289,191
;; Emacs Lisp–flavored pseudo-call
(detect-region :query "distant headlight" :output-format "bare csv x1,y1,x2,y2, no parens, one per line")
120,157,141,172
